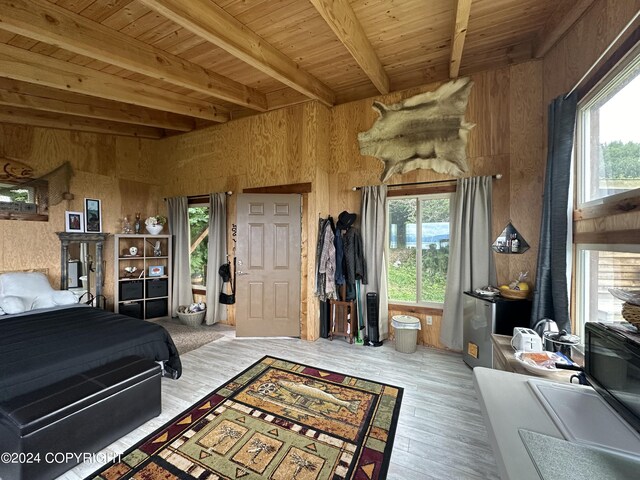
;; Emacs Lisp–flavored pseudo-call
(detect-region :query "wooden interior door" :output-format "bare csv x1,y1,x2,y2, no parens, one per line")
235,194,301,337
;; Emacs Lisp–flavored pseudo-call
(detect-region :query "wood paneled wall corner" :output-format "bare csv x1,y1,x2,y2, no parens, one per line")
0,124,165,304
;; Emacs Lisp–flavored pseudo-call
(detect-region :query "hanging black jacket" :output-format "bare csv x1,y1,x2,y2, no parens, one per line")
343,227,367,285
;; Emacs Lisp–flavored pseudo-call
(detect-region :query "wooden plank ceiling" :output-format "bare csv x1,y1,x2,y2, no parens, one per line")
0,0,593,138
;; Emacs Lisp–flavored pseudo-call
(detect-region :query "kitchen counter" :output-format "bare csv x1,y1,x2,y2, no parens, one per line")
474,367,640,480
491,334,574,382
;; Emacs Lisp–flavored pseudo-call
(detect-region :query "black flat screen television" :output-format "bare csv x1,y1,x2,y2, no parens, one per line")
585,322,640,434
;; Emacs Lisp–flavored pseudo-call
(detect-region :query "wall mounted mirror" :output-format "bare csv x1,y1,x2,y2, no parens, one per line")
0,178,49,221
492,222,529,254
0,157,49,221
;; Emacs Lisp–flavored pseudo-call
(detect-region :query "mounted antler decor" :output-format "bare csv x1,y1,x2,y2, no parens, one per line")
358,77,475,182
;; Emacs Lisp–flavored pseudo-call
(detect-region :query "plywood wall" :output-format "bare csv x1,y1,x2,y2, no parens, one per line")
0,124,163,300
5,0,634,349
152,102,332,340
328,63,545,347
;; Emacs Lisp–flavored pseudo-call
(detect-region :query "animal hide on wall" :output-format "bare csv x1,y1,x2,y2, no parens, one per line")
358,77,475,182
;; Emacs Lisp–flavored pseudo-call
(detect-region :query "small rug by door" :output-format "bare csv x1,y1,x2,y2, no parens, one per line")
150,317,224,354
89,356,403,480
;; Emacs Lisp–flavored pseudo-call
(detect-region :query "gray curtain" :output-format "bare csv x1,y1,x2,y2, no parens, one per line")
167,196,192,316
360,185,389,340
440,176,496,350
530,93,577,332
205,193,227,325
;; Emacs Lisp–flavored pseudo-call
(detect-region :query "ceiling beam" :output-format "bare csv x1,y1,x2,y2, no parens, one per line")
139,0,336,107
0,106,165,138
0,0,267,111
0,78,194,131
0,43,228,122
534,0,595,58
309,0,389,94
450,0,473,78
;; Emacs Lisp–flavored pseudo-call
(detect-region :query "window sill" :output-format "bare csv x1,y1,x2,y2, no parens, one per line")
388,303,443,315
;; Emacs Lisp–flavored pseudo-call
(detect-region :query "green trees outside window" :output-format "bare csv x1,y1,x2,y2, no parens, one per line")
387,195,451,304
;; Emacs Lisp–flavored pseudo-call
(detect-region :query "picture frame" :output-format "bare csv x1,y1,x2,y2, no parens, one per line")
84,198,102,233
65,211,84,232
148,265,165,277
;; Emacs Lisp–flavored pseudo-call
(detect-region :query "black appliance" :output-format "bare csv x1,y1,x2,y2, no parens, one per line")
366,292,381,345
584,322,640,434
319,300,330,338
462,291,532,368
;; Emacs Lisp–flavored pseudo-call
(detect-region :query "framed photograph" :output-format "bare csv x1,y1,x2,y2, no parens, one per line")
148,265,165,277
84,198,102,233
65,211,84,232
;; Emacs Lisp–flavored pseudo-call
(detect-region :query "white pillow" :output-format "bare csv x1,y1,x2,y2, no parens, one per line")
0,296,27,315
52,290,78,306
31,295,57,310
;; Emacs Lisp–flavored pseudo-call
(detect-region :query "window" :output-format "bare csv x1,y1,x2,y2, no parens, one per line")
387,194,451,305
577,49,640,205
575,246,640,340
574,44,640,341
188,205,209,288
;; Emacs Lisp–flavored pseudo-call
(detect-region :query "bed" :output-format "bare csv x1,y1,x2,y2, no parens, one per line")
0,271,182,479
0,304,182,402
0,271,181,402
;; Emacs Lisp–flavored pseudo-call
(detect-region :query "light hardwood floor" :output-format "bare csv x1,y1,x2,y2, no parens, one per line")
60,326,499,480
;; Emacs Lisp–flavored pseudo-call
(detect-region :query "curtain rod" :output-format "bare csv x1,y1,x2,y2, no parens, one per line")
163,192,232,201
564,10,640,99
351,174,502,191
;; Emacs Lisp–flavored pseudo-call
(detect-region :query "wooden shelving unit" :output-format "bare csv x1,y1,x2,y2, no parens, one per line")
113,234,172,320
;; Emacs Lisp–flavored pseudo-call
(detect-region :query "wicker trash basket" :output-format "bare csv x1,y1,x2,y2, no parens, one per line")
177,307,206,327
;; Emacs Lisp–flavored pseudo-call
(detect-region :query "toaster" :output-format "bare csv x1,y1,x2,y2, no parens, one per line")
512,327,543,352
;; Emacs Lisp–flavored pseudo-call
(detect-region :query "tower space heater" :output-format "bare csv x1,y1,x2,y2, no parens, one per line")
366,292,382,346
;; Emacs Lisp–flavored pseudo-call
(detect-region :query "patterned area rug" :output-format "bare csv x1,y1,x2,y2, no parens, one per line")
89,356,403,480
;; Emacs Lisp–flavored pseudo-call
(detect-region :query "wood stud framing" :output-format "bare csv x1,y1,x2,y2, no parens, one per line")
0,78,194,131
309,0,389,94
450,0,473,79
0,0,608,137
0,43,228,122
0,0,267,111
138,0,336,107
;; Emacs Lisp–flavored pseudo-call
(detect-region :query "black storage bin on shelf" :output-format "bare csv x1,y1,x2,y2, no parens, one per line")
146,278,168,298
119,301,143,319
119,280,143,301
146,299,168,319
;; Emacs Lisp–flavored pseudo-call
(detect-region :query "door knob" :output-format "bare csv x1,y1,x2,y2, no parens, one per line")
237,271,249,275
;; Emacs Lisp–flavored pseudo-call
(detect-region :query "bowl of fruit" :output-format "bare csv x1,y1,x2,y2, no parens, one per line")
499,272,530,299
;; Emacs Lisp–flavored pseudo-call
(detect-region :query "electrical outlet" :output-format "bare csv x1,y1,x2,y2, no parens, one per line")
426,316,433,325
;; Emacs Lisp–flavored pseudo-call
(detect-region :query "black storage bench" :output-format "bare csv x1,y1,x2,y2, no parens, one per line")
0,356,161,480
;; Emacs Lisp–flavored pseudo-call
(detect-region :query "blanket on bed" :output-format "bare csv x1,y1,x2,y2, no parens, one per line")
0,306,181,402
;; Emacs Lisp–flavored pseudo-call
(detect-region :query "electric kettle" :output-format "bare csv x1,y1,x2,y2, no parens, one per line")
533,318,559,339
